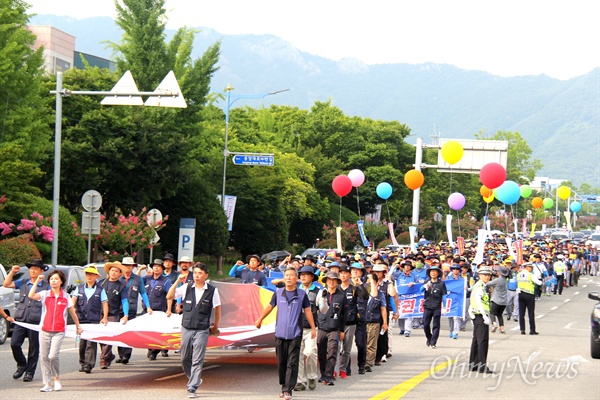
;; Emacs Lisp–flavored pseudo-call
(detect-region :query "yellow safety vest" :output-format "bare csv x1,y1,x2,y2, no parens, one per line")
554,261,565,275
517,270,535,294
472,280,490,314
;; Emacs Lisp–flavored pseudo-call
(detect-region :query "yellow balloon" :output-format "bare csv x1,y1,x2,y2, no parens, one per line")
483,194,494,203
441,140,464,165
557,186,571,200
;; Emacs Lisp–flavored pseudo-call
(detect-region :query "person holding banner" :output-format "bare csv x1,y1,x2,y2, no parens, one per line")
445,264,463,339
421,266,447,349
468,265,494,374
396,261,416,337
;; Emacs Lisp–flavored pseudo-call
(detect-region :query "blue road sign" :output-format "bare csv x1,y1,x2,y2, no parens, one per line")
232,154,274,166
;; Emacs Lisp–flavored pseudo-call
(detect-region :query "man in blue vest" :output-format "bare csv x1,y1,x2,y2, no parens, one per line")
3,259,49,382
144,259,173,360
256,267,317,400
295,266,320,392
167,263,221,399
73,265,108,373
116,256,152,364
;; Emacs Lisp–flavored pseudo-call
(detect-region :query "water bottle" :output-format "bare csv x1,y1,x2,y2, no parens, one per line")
75,334,80,348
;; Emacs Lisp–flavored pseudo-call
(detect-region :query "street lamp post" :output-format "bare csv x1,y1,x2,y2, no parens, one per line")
217,84,288,275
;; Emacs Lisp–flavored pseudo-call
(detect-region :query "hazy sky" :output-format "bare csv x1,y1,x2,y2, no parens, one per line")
26,0,600,80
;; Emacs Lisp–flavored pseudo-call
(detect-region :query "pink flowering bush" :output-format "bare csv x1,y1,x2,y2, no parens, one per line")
71,207,168,261
0,211,55,243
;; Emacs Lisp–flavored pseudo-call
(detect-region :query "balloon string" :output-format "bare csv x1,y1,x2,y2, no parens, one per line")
356,187,361,217
456,209,462,237
339,196,342,227
386,200,392,222
449,169,453,194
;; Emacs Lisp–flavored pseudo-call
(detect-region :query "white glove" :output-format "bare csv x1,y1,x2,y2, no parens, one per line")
483,315,490,325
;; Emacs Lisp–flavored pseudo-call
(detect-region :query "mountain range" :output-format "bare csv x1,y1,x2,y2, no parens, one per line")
30,14,600,187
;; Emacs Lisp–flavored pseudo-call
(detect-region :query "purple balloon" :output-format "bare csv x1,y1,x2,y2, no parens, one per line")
448,192,466,211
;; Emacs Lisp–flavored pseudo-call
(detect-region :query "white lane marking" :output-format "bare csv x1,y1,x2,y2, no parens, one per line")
551,306,558,310
564,299,571,303
583,285,588,288
536,314,545,319
574,292,579,295
154,364,221,381
510,326,519,331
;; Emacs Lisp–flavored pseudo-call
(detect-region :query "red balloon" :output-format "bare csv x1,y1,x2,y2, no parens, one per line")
332,175,353,197
479,163,506,189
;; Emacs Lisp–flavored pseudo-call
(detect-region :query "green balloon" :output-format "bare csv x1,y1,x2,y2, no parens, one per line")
542,197,554,209
520,185,532,198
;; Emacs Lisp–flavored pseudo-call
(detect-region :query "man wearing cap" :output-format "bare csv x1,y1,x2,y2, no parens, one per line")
167,263,221,399
144,259,173,360
349,262,368,374
445,264,463,339
531,254,547,300
505,262,520,322
316,271,347,386
72,265,108,373
3,259,50,382
229,254,267,286
337,264,368,379
553,254,566,295
163,253,179,284
99,261,129,368
517,262,542,335
373,263,397,363
421,265,447,349
256,268,316,400
468,265,494,374
295,266,320,392
117,256,152,364
396,261,417,337
364,270,387,372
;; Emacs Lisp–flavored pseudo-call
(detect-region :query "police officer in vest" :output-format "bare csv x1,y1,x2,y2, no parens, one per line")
167,263,221,399
100,261,129,368
295,265,320,392
256,267,317,400
116,256,152,364
553,254,566,295
518,262,542,335
468,265,494,374
351,262,369,375
338,263,368,378
144,259,173,360
73,265,108,373
3,259,49,382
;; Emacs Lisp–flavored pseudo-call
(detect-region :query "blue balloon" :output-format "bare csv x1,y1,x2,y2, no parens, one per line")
376,182,393,200
570,201,582,213
494,180,520,205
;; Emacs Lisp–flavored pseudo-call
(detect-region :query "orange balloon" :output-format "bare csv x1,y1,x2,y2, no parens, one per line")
404,169,425,190
531,197,543,209
479,185,493,198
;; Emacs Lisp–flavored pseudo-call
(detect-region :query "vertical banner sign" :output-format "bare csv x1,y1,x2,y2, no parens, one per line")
473,229,487,265
530,223,536,238
485,219,491,233
515,240,523,265
357,220,371,247
564,211,572,232
513,218,519,237
446,214,454,248
457,237,464,255
409,226,418,253
336,226,343,252
506,237,516,259
217,195,237,231
178,218,196,260
522,219,527,236
388,223,399,245
541,224,547,235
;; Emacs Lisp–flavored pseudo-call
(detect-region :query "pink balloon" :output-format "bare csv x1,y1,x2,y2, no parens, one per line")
347,169,365,187
448,192,466,211
332,175,353,197
479,163,506,189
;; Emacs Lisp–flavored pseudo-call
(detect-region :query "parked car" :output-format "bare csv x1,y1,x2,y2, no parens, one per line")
0,264,16,344
588,291,600,359
588,233,600,249
549,230,573,241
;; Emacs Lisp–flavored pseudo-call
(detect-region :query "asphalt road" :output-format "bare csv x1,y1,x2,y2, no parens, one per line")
1,275,599,400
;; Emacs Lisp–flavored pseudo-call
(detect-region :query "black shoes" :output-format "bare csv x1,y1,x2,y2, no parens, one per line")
13,366,26,380
364,366,372,372
83,365,92,373
479,368,495,374
358,367,365,375
23,372,34,382
121,358,129,365
161,350,169,357
521,331,526,335
115,358,123,363
530,331,539,335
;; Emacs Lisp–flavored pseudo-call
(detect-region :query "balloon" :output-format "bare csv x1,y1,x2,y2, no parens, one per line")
480,185,493,198
448,192,466,211
347,169,365,188
531,197,543,209
404,169,425,190
570,201,582,213
479,163,506,189
483,194,494,204
542,197,554,209
520,185,532,198
332,175,353,197
557,186,571,200
376,182,393,200
441,140,464,165
494,180,521,205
